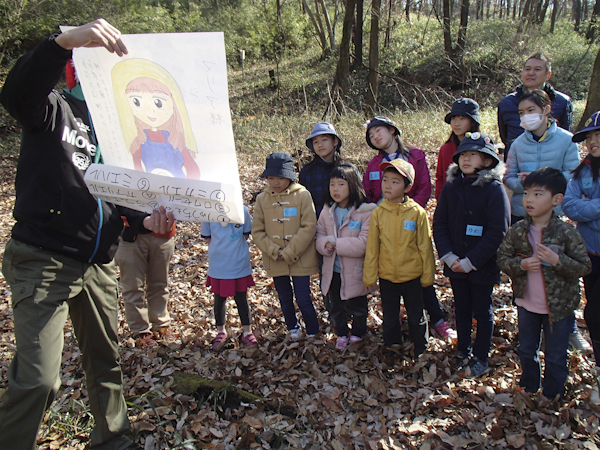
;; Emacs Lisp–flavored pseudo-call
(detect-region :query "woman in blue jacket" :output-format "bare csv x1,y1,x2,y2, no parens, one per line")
503,90,579,224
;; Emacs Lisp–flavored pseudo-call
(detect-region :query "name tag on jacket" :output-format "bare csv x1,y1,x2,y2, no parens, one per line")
348,220,362,230
404,220,416,231
466,225,483,236
369,171,380,181
283,207,298,217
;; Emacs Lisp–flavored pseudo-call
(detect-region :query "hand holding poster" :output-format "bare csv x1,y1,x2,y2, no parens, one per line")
72,31,243,223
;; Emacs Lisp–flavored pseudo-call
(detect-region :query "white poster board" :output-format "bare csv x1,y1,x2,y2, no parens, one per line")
72,31,243,223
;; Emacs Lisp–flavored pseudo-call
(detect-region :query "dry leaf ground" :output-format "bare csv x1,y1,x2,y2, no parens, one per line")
1,137,600,450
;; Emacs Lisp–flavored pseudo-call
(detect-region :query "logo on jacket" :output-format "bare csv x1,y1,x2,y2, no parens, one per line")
72,152,91,170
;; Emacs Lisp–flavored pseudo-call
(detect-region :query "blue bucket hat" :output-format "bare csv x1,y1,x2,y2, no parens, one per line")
452,132,500,167
305,122,343,151
572,111,600,143
260,152,297,180
365,116,402,149
445,98,481,124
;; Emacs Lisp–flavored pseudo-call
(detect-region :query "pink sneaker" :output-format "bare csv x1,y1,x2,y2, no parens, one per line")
433,320,457,340
335,336,349,350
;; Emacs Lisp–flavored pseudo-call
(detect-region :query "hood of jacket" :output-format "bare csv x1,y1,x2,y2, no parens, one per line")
446,161,506,187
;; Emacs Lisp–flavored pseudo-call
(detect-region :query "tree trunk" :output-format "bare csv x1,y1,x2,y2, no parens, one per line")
335,0,357,113
365,0,381,117
586,0,600,40
318,0,336,51
443,0,454,56
385,0,393,47
457,0,469,59
550,0,559,32
573,0,582,31
353,0,364,68
302,0,329,56
406,0,411,20
577,46,600,131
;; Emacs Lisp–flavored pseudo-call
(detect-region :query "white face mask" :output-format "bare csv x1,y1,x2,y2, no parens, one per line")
520,113,545,131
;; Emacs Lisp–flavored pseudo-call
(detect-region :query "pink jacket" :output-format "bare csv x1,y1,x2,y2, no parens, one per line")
316,202,377,300
435,139,458,200
362,147,431,207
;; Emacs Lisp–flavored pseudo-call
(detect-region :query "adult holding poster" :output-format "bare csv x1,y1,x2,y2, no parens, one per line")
0,19,173,450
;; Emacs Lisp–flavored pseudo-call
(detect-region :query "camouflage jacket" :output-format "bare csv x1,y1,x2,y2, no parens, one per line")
497,214,591,323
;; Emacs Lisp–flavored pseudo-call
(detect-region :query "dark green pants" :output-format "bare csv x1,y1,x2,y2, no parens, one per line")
0,239,132,450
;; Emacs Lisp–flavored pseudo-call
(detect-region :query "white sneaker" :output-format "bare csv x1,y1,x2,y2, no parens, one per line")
289,328,302,340
569,330,592,354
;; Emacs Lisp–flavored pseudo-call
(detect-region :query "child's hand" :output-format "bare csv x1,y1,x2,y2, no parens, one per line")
517,172,530,183
521,256,541,272
277,249,284,260
325,242,336,252
536,243,560,266
450,260,465,273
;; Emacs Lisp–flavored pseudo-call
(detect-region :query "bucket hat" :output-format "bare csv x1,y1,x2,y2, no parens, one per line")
305,122,343,151
445,98,481,124
452,132,500,167
260,152,297,180
365,116,401,149
572,111,600,143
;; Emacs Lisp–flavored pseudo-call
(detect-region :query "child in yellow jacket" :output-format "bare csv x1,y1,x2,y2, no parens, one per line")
363,158,436,356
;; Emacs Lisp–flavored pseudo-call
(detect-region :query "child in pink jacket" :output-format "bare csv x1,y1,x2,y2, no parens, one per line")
317,163,376,351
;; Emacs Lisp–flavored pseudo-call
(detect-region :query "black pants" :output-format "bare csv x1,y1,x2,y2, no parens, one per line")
329,272,368,337
584,272,600,363
214,291,251,327
380,278,427,354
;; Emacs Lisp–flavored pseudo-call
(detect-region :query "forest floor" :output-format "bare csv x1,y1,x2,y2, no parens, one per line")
0,144,599,450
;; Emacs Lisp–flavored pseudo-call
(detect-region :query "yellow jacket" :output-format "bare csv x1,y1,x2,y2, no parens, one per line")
252,182,319,277
363,197,435,287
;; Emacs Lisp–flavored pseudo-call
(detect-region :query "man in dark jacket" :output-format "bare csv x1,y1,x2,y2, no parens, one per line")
498,53,573,160
0,19,174,450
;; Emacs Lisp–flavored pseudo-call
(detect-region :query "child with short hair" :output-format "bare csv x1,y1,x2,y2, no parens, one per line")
498,167,591,399
252,152,321,339
559,112,600,403
435,98,481,200
433,133,510,377
316,163,376,350
363,116,455,341
300,122,344,219
363,158,435,357
201,205,256,350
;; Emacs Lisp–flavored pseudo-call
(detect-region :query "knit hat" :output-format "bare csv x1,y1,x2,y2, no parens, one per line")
572,111,600,143
365,116,401,149
379,158,415,186
452,132,500,167
260,152,297,180
65,60,78,89
305,122,343,151
445,98,481,124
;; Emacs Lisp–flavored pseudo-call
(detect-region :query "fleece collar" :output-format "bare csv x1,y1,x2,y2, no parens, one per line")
446,161,506,187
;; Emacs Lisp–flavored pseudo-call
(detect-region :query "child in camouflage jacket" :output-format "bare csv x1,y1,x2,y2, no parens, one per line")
498,167,591,400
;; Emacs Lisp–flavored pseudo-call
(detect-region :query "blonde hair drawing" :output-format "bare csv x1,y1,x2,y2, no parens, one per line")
113,59,199,178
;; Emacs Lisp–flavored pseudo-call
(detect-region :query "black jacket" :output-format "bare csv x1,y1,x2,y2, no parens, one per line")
433,163,510,284
0,35,148,263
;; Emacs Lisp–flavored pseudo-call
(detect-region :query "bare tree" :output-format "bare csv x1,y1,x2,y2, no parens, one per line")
302,0,336,57
334,0,357,114
352,0,364,69
586,0,600,40
577,46,600,130
365,0,381,117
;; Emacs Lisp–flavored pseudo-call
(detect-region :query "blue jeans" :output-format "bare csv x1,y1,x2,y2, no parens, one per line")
273,276,320,335
449,278,494,362
518,306,573,399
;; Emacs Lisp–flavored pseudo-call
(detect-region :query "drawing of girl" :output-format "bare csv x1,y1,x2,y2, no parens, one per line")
112,59,200,179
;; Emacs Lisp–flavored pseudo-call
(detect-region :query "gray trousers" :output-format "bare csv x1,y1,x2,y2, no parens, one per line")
0,239,132,450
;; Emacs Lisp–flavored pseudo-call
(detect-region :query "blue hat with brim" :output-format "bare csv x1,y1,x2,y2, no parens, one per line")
305,122,343,151
260,152,297,180
572,111,600,143
365,116,402,149
445,98,481,124
452,132,500,167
